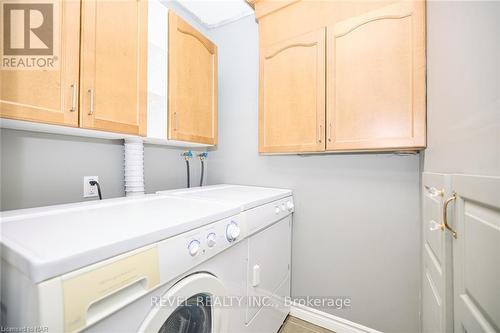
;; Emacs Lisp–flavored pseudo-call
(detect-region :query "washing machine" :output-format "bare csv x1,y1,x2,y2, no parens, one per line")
1,194,244,332
85,238,249,333
157,185,294,333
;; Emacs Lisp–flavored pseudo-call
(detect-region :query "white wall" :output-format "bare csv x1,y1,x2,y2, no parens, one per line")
424,1,500,176
207,16,421,332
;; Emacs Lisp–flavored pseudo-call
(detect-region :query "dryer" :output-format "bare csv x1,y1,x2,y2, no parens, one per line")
157,185,295,333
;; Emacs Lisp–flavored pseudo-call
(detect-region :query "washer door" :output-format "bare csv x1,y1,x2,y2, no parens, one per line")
139,273,227,333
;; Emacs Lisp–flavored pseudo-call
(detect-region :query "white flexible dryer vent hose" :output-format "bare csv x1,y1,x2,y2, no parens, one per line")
124,138,145,196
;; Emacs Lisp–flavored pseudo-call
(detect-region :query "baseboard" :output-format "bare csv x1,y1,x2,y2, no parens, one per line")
290,302,383,333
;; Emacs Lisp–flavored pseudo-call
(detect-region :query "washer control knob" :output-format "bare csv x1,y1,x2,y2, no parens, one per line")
207,232,217,248
188,240,200,256
226,222,241,242
275,206,280,215
286,201,294,211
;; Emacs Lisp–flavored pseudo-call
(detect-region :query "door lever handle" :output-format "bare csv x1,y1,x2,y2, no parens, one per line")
443,193,457,239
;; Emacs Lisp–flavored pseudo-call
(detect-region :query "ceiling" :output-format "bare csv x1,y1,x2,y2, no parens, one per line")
175,0,254,28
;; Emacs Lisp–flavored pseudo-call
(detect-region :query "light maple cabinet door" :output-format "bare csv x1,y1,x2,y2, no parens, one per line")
80,0,148,136
259,28,326,153
168,12,218,145
0,1,80,127
326,1,426,151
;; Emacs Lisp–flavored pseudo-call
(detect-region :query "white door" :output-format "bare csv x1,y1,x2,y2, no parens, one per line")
246,217,292,324
422,173,454,333
451,175,500,333
138,273,227,333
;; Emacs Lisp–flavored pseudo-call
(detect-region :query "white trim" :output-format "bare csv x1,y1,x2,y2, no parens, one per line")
204,12,254,29
0,118,136,140
173,0,254,29
290,302,383,333
0,119,212,148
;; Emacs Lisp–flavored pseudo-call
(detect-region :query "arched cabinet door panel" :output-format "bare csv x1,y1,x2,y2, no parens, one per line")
326,1,426,151
259,28,326,153
168,12,218,145
0,0,80,127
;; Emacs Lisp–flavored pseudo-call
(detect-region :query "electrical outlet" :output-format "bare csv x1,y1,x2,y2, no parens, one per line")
84,176,99,198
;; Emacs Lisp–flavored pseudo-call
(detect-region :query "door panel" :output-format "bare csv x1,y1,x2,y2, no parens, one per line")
327,1,426,151
168,12,217,145
0,0,80,127
80,0,147,135
259,28,326,153
422,173,453,333
246,217,291,323
452,175,500,333
423,254,443,332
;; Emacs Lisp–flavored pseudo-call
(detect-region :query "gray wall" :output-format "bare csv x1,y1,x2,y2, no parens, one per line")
207,16,421,332
0,129,125,210
0,129,206,210
424,1,500,176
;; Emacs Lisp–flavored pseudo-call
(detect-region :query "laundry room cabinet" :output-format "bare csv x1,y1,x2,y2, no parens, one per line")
326,1,426,151
253,0,427,153
168,12,218,145
0,0,147,136
79,0,148,136
1,0,217,145
259,28,325,153
0,0,80,127
144,2,219,145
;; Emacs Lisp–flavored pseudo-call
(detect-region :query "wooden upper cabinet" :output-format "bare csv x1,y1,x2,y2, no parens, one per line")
0,1,80,127
259,28,326,153
326,1,426,151
254,0,426,153
168,12,218,145
80,0,148,136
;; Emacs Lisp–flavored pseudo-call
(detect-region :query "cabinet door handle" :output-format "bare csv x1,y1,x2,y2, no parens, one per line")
70,84,77,112
318,124,322,143
328,122,332,142
88,89,94,115
173,112,178,131
443,193,457,239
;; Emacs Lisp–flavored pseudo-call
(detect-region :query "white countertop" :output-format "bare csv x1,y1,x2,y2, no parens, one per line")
157,184,292,211
0,195,240,283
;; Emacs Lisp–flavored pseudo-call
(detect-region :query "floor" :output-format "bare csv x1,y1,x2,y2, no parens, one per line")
278,316,335,333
